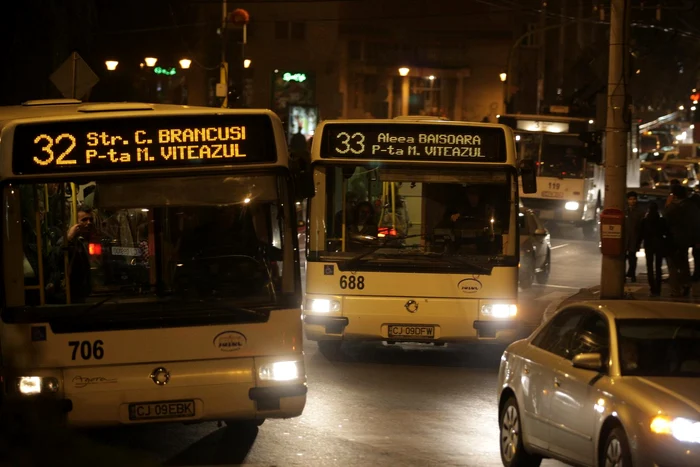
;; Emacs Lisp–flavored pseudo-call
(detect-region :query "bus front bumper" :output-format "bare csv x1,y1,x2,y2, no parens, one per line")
9,356,307,427
303,296,523,344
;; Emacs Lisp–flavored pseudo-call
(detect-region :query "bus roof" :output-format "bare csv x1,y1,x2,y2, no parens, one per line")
0,100,279,129
0,101,290,179
311,118,516,166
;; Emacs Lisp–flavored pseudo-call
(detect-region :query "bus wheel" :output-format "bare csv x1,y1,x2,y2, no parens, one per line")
317,340,344,360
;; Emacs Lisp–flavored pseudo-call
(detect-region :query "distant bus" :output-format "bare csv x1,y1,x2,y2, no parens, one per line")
499,114,604,238
302,116,537,358
0,100,307,427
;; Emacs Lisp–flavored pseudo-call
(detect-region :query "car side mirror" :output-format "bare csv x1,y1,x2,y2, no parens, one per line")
534,228,547,237
519,159,537,194
572,352,604,372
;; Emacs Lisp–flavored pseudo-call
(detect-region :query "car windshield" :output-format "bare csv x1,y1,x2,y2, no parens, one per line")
640,167,670,186
659,164,691,180
617,319,700,377
539,134,585,179
309,165,516,268
10,174,293,315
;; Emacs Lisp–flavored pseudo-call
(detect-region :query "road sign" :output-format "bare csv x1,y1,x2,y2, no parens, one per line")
50,52,99,100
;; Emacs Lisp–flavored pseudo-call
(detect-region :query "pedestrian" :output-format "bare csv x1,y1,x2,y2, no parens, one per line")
664,185,700,297
625,191,644,282
688,186,700,281
640,202,667,296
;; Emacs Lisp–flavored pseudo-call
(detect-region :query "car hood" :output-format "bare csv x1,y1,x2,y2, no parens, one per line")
621,376,700,418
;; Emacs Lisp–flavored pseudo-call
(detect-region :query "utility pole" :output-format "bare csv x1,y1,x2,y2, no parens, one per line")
600,0,631,299
220,0,229,108
536,2,546,114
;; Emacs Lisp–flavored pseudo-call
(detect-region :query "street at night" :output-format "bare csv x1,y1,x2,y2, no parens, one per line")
4,1,700,466
76,228,599,466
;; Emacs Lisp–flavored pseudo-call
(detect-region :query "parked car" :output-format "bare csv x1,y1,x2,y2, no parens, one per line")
497,300,700,467
518,207,551,289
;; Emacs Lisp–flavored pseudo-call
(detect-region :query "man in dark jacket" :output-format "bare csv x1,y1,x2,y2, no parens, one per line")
665,185,700,296
625,191,644,282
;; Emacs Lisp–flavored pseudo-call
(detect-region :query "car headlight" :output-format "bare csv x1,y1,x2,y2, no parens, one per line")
565,201,580,211
306,298,340,313
259,361,299,382
17,376,59,395
651,415,700,443
481,304,517,318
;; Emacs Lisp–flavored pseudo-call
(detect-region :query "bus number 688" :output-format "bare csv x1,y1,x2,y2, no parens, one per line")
339,275,365,290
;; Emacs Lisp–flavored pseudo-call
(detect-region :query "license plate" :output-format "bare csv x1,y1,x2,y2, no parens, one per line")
128,399,195,421
387,325,435,339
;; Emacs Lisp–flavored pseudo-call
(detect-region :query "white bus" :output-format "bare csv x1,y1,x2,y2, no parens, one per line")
0,100,308,427
302,117,536,358
498,114,604,238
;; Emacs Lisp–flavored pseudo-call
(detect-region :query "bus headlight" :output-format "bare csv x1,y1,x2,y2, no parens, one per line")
259,361,299,382
481,304,517,318
306,298,340,313
565,201,580,211
17,376,59,395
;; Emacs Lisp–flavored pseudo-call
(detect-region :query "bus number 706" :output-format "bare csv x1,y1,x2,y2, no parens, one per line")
69,340,105,360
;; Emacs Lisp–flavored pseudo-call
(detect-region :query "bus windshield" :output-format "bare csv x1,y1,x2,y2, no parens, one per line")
539,134,585,179
310,165,515,267
12,174,293,314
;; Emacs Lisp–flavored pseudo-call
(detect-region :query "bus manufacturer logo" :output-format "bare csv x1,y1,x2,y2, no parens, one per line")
213,331,247,352
458,278,482,294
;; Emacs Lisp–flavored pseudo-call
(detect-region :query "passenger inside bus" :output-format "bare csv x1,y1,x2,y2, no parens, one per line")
434,184,502,254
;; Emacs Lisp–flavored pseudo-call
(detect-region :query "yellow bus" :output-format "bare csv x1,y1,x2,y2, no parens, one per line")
0,100,308,427
303,117,536,358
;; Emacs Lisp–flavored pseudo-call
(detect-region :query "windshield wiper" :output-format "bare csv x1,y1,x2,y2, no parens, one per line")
338,234,423,270
435,254,492,274
191,299,268,319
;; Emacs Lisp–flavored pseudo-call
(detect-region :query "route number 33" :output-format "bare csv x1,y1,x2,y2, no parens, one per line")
335,132,366,154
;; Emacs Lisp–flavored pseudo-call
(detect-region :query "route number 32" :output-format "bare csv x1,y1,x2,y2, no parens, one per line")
335,132,366,154
340,275,365,290
69,340,105,360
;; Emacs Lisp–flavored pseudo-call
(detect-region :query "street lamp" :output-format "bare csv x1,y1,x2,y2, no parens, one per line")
243,59,252,69
144,57,158,67
105,60,119,71
179,58,192,69
398,67,410,116
499,72,508,114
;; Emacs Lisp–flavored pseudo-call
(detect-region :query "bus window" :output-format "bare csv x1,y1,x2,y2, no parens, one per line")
19,175,290,306
320,166,513,257
540,135,585,178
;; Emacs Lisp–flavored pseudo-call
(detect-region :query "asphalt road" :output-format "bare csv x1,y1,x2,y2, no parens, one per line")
75,227,600,467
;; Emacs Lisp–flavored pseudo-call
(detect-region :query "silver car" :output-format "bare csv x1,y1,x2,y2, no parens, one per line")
518,207,551,289
497,300,700,467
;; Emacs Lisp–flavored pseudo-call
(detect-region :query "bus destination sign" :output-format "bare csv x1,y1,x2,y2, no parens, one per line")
320,123,507,162
12,114,276,175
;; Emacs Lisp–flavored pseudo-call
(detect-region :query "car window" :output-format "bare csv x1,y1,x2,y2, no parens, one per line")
531,309,584,358
570,312,610,365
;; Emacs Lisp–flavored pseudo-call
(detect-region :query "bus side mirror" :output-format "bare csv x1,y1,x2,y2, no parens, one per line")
520,159,538,194
579,131,603,164
290,151,315,201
